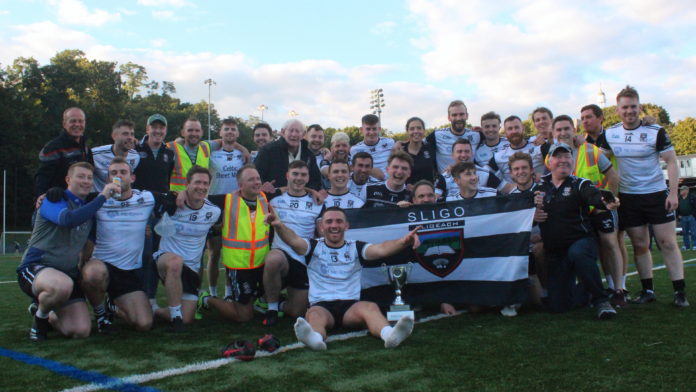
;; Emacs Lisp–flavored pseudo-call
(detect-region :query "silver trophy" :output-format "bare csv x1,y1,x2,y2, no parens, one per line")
382,262,415,321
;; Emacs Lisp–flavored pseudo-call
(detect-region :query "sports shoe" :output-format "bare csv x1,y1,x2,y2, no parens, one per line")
500,305,518,317
222,340,256,361
613,289,627,308
681,246,687,251
97,313,116,334
169,316,186,333
623,290,632,301
263,310,284,326
197,291,210,314
630,290,657,304
674,291,690,307
30,316,50,342
254,297,268,314
597,301,617,320
258,334,281,353
604,288,614,298
105,295,117,313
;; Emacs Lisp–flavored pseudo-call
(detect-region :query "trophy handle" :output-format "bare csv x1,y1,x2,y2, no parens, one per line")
405,262,413,279
381,263,388,275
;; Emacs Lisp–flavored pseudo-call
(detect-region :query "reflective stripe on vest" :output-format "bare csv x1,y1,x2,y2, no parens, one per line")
167,142,211,191
221,193,270,269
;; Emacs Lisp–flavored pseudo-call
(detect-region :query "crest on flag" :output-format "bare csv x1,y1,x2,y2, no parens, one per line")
414,229,465,278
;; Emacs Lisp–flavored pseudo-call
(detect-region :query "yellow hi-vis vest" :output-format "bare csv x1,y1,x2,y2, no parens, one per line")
221,193,270,269
167,142,211,191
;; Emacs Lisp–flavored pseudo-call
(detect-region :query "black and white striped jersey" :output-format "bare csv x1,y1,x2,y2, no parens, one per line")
426,127,482,173
91,145,140,192
475,137,509,166
359,181,411,208
324,191,365,209
446,187,498,201
595,121,673,194
486,141,548,183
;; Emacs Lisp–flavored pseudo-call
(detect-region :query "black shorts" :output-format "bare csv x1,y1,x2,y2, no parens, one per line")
618,191,675,229
105,262,144,300
280,250,309,290
154,254,201,298
313,300,358,329
17,264,85,306
229,266,263,305
528,252,536,276
206,227,221,240
590,209,618,234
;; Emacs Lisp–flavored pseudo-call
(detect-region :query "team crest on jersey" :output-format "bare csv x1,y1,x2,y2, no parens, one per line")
347,200,354,208
640,133,648,142
467,136,473,141
424,151,430,159
137,197,144,204
305,202,313,210
139,152,147,159
415,229,465,278
163,154,169,162
205,212,213,221
562,187,571,196
227,155,234,161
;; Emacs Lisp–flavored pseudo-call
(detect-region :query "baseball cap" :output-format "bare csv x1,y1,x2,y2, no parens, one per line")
147,114,167,126
548,142,573,157
680,185,689,190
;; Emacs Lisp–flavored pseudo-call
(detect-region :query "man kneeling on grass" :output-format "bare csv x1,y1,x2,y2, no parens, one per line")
265,206,420,350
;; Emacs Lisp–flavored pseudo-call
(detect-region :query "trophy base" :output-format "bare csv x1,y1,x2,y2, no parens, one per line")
387,310,415,322
390,305,411,312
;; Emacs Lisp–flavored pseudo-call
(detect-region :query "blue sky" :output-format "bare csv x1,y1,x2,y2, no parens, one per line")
1,0,695,131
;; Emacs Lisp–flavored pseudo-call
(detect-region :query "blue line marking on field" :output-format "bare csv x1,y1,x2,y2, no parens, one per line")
0,347,162,392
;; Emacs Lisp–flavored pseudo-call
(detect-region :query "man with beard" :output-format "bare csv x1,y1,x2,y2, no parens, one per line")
426,100,481,173
550,115,625,307
251,123,274,162
320,132,352,184
440,139,505,197
446,162,498,201
350,114,393,179
305,124,330,168
347,152,381,196
167,118,212,192
205,118,245,300
259,160,325,326
255,119,322,190
531,107,554,145
487,116,548,182
359,151,413,208
266,207,418,351
595,85,688,307
91,120,140,192
474,112,509,166
35,107,94,202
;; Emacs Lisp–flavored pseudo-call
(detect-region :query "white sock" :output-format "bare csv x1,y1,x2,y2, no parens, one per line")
268,302,279,312
380,326,393,342
385,315,415,348
203,296,210,306
606,276,615,290
169,305,182,320
197,288,204,296
622,275,627,290
279,301,286,312
150,299,160,311
225,285,233,298
209,286,218,297
294,317,326,351
36,309,49,319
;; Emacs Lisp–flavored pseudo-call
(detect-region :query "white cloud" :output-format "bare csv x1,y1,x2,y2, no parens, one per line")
151,10,181,21
0,10,9,15
49,0,121,26
150,38,167,48
137,0,192,7
407,0,696,122
118,8,137,15
0,21,96,64
371,21,396,35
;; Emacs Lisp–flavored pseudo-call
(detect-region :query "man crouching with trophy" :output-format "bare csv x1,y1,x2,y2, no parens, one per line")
264,206,421,351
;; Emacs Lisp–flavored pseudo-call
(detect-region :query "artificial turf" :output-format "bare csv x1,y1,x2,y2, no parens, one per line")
1,238,695,392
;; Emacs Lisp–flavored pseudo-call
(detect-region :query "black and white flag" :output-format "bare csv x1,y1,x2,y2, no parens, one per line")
344,194,535,306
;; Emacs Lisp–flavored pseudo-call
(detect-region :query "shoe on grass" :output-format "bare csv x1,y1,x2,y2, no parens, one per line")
612,289,627,308
681,246,687,251
30,315,50,342
97,312,116,334
630,290,657,304
263,309,284,326
169,316,186,333
597,302,616,320
674,291,690,307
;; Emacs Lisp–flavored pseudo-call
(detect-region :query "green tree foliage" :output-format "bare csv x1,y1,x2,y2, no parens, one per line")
670,117,696,156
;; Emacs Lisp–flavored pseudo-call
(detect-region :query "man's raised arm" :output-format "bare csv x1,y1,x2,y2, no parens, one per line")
364,226,422,261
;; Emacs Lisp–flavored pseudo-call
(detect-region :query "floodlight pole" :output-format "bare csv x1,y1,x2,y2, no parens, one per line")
204,78,216,140
258,104,268,121
369,88,385,137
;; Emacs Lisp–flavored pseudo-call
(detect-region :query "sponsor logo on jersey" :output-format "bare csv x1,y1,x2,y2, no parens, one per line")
614,147,623,154
163,155,169,162
278,211,287,219
107,211,118,219
612,133,620,139
562,187,571,196
602,219,613,229
344,251,350,259
373,192,383,196
382,143,388,149
175,223,184,233
415,228,465,278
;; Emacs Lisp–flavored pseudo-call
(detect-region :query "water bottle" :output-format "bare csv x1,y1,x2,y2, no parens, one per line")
112,177,122,200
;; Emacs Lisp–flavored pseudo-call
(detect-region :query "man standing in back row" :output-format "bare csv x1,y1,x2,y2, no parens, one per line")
595,85,688,307
350,114,393,180
427,100,481,173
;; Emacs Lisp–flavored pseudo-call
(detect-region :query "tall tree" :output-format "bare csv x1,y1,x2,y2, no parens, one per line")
119,62,148,100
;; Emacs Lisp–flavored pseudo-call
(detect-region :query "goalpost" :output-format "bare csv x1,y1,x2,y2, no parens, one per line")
2,170,32,255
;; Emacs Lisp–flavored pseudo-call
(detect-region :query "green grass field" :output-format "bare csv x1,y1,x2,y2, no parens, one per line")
1,237,695,392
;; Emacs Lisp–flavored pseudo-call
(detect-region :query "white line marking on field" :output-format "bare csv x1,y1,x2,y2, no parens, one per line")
602,258,696,283
0,281,16,284
60,312,461,392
